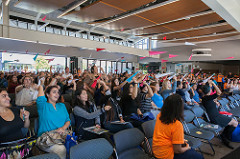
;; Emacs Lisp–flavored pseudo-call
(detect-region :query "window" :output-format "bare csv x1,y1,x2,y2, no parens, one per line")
100,61,106,73
46,27,53,33
18,21,28,29
122,63,126,72
128,63,133,73
117,62,122,74
107,61,111,74
112,62,116,73
82,59,87,71
96,60,100,72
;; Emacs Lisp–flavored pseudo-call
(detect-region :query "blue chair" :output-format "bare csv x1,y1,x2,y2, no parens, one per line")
182,110,215,155
28,153,60,159
141,120,155,156
191,106,222,136
70,138,113,159
113,128,150,159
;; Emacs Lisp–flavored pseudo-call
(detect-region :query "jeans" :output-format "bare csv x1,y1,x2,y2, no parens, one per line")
103,121,134,133
174,149,204,159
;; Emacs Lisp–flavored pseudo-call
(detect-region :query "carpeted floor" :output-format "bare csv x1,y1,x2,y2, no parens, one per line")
201,138,240,159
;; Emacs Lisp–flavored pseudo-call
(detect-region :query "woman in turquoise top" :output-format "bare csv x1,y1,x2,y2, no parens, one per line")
36,85,70,159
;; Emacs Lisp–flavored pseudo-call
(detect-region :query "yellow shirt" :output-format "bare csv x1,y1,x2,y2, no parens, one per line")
152,114,184,159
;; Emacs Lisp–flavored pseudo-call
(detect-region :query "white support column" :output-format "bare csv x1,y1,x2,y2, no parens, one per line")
2,0,9,37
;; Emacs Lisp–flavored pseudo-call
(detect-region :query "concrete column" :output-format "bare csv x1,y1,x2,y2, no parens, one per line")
2,0,9,37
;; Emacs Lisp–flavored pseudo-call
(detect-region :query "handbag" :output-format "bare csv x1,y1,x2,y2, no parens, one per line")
36,129,73,151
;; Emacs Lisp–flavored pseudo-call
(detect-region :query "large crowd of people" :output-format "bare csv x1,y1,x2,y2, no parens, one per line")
1,65,240,159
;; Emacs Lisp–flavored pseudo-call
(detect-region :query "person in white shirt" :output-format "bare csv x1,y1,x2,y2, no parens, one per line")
62,67,73,80
15,76,38,106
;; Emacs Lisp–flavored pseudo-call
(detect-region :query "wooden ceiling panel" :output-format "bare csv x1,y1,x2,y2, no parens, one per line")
103,16,154,31
138,0,210,24
72,3,123,22
101,0,156,11
16,0,75,14
143,13,223,35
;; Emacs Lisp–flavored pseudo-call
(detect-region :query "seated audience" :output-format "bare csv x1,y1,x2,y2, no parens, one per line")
160,77,177,100
0,72,8,89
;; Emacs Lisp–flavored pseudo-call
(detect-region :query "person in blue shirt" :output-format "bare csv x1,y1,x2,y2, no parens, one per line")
150,82,163,109
36,84,70,159
0,72,8,89
191,83,201,103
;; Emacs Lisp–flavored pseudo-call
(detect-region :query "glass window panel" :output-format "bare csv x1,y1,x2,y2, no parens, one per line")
128,63,132,74
82,59,87,71
100,61,106,73
96,60,100,72
122,63,126,72
112,62,116,73
117,62,122,74
107,61,111,74
88,60,94,70
18,21,28,29
46,27,53,33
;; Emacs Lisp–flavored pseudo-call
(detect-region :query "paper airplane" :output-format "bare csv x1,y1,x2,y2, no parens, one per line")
126,71,140,82
176,64,182,66
45,58,55,63
33,54,39,61
42,15,47,21
96,48,106,52
4,60,13,63
188,54,193,60
149,51,167,56
203,73,215,83
140,56,147,60
180,73,188,82
163,36,167,40
14,59,20,62
44,49,50,55
225,57,234,59
155,72,173,79
168,74,176,80
185,42,196,46
161,59,168,63
169,54,178,58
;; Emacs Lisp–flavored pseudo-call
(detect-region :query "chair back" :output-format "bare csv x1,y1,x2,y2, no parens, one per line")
113,128,145,154
183,110,195,123
191,106,204,117
142,120,156,139
70,138,113,159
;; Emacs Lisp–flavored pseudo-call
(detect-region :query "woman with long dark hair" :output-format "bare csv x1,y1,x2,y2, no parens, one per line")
8,75,19,94
0,88,30,143
152,94,203,159
73,89,111,139
111,77,127,102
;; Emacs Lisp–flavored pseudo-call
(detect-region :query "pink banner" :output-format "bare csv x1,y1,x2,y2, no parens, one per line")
149,51,167,56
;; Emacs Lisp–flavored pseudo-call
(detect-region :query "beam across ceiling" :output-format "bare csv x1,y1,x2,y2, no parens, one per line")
139,22,228,37
152,31,239,42
57,0,88,18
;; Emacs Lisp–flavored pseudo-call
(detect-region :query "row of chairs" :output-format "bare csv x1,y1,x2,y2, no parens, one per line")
218,94,240,118
29,127,152,159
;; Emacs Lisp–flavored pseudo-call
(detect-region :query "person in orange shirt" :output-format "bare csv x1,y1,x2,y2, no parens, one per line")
152,94,203,159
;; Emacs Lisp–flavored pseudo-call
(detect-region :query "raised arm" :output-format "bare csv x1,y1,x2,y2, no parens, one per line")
210,80,222,95
144,81,154,99
37,85,44,97
113,80,128,91
131,77,138,100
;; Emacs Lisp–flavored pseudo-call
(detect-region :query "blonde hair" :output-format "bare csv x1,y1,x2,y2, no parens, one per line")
161,79,170,93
